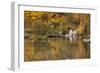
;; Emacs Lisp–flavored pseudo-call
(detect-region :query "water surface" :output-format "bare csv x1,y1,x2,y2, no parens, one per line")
24,37,90,61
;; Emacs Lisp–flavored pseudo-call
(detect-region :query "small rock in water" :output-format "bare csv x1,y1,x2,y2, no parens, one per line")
83,39,90,42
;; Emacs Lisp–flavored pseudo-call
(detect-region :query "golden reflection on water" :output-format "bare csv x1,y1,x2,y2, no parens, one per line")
24,37,90,61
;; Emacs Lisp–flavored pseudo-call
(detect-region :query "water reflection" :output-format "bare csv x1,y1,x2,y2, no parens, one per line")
24,37,90,61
